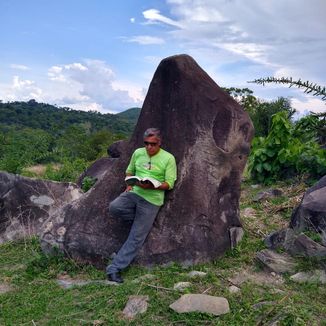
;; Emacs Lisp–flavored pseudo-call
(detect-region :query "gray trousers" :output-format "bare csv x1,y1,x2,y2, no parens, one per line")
106,192,160,274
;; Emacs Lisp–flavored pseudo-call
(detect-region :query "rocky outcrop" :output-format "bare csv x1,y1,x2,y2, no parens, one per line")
41,54,254,267
0,171,82,243
264,176,326,259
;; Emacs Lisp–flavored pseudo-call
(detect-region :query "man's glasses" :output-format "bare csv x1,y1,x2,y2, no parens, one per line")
144,141,158,147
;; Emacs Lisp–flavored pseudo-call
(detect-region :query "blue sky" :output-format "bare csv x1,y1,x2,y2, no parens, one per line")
1,0,325,115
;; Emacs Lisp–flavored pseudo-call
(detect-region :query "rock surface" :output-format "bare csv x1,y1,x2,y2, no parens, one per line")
290,175,326,234
122,295,149,319
41,54,254,267
169,294,230,316
265,176,326,260
0,172,83,243
290,270,326,284
255,249,297,274
174,282,192,291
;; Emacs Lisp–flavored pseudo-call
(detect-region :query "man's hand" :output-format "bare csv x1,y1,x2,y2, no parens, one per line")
125,185,133,192
137,181,154,189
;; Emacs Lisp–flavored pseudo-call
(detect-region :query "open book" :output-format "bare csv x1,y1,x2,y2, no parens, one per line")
125,176,162,188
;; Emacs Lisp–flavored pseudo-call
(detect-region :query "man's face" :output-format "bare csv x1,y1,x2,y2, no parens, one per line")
144,135,161,157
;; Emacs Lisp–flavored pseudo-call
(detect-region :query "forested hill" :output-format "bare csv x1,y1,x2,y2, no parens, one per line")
0,100,141,136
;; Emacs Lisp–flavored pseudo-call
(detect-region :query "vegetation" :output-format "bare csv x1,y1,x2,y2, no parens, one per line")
248,111,326,184
224,87,326,184
0,182,325,325
0,99,137,136
0,100,141,181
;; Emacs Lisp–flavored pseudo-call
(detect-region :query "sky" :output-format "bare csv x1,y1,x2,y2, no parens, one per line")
0,0,325,115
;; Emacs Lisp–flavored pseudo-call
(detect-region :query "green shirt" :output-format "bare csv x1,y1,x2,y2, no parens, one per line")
126,147,177,206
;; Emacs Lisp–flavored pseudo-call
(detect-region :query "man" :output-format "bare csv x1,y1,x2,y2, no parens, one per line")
106,128,177,283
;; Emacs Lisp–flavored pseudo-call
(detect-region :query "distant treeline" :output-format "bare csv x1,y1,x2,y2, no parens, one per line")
0,100,141,180
0,99,141,136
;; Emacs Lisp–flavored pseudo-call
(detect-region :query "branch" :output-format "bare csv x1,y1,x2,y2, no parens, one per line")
249,77,326,101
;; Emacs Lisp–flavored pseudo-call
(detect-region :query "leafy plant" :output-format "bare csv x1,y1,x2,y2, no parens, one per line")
249,111,326,184
81,176,97,192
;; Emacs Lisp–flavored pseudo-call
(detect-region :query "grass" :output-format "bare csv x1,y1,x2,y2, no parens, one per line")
1,182,326,325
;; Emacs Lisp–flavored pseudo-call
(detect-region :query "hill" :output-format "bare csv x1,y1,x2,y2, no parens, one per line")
0,100,140,136
116,107,141,125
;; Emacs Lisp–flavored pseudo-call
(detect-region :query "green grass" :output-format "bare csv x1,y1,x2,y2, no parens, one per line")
1,182,326,325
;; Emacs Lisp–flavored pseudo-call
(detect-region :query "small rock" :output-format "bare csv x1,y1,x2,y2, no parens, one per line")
169,294,230,316
287,233,326,258
253,301,275,310
0,283,13,294
173,282,192,291
228,285,241,294
253,189,283,202
251,184,260,189
242,207,257,218
290,270,326,284
256,249,297,274
122,295,149,319
270,288,286,295
229,227,244,249
271,272,276,277
187,271,207,278
228,268,284,287
56,279,119,289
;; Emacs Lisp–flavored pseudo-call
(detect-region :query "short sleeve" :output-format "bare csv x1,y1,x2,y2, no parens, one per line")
165,155,177,189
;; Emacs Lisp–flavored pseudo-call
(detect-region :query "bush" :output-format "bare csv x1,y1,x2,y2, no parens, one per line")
249,111,326,184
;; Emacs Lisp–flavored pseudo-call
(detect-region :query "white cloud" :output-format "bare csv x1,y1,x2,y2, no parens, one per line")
45,59,143,112
291,97,325,115
10,64,30,71
1,76,43,101
143,9,183,28
127,35,165,45
140,0,325,113
130,17,135,23
0,60,144,113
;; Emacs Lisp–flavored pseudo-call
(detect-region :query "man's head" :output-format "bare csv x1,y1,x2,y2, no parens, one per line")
143,128,161,157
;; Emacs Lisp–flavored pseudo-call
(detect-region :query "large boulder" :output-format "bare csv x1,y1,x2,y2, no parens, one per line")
41,54,254,267
290,175,326,235
265,175,326,257
0,171,83,243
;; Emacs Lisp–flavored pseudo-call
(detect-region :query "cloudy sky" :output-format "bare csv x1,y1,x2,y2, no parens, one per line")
1,0,325,114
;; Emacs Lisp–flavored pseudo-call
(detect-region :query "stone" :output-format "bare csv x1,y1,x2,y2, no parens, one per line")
242,207,257,218
40,54,254,267
173,282,192,291
170,294,230,316
290,176,326,234
76,157,115,188
56,279,119,289
264,228,296,251
122,295,149,319
228,285,241,294
229,227,244,249
253,189,283,202
187,271,207,278
0,283,13,294
228,268,284,287
0,172,83,243
255,249,297,274
287,233,326,258
107,140,129,158
290,270,326,284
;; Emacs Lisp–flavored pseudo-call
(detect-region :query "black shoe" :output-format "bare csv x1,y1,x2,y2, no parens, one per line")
107,272,124,283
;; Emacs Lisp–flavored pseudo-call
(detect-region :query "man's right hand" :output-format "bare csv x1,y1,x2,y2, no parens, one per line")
125,185,133,192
